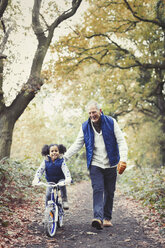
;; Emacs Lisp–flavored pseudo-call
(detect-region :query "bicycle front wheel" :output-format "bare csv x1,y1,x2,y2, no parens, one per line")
57,205,64,227
44,207,57,237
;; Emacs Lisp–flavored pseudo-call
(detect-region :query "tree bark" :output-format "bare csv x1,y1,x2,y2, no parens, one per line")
0,111,15,159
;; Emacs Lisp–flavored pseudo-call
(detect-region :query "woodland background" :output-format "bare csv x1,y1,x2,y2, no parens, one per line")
0,0,164,239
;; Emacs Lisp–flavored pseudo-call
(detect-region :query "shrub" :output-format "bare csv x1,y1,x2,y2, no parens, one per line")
0,157,37,213
117,166,165,218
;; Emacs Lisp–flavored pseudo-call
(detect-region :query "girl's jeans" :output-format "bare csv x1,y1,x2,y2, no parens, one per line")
89,165,117,221
46,185,68,206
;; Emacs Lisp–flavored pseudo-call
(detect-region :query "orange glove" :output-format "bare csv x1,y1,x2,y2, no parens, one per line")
117,161,127,174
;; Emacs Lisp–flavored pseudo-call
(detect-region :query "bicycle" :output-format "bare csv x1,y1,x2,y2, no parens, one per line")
36,180,66,237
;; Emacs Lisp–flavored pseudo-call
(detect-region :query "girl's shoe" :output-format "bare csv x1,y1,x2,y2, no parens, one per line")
63,201,69,210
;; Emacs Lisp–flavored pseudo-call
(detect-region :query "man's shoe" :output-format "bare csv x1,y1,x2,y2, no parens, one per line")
63,201,69,210
92,219,103,230
103,219,113,227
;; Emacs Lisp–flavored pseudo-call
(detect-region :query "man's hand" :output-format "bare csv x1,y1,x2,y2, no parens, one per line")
117,161,127,175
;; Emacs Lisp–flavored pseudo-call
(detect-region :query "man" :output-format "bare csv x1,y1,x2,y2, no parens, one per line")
64,101,128,229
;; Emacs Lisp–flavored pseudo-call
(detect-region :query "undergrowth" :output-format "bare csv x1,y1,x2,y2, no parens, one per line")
117,166,165,235
0,158,37,215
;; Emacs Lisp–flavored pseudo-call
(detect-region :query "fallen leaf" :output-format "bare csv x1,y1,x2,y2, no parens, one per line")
124,238,131,242
86,232,97,235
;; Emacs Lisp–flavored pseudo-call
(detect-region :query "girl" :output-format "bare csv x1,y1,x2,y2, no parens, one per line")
32,144,72,210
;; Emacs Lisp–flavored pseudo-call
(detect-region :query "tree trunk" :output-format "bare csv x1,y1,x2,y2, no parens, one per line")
0,111,14,159
155,66,165,166
160,119,165,166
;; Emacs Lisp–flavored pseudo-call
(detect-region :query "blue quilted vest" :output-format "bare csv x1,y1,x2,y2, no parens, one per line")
82,113,120,169
45,157,65,183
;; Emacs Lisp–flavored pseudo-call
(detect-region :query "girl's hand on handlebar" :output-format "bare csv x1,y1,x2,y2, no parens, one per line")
65,178,72,185
32,177,40,186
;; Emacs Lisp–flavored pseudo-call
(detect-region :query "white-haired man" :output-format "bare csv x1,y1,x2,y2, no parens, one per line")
64,101,128,229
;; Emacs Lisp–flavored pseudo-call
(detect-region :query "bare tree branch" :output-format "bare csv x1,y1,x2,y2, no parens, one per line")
0,25,13,53
123,0,165,28
63,31,165,71
32,0,46,40
1,18,6,33
0,0,8,19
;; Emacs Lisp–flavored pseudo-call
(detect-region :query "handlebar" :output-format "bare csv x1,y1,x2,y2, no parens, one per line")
36,180,67,188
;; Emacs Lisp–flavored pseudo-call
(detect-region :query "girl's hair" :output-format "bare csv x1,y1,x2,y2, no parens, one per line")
41,144,66,156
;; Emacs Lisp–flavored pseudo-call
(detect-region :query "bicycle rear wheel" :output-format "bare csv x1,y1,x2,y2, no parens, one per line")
44,207,57,237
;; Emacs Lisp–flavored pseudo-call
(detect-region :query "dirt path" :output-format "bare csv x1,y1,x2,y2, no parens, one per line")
14,181,164,248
